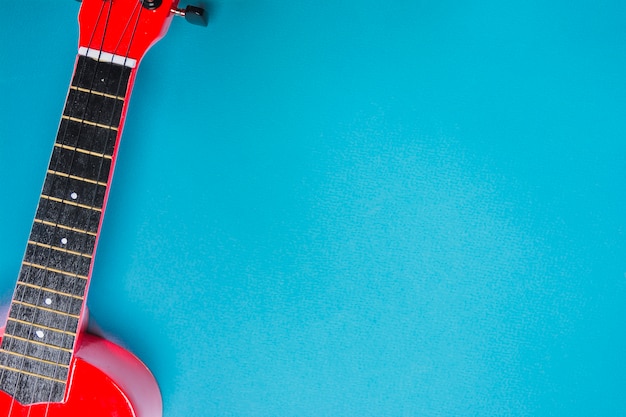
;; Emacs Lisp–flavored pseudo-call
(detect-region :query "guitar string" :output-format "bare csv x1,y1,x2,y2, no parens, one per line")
16,2,115,416
39,1,133,415
41,2,146,416
3,3,111,416
32,3,116,415
42,0,145,403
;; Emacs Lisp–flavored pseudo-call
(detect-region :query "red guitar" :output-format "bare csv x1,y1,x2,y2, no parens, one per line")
0,1,206,415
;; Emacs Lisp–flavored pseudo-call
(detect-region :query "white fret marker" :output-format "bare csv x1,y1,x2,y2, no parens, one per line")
61,238,68,245
45,298,52,305
35,330,44,338
70,192,78,200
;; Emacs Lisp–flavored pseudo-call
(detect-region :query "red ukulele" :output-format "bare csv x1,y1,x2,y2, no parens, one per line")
0,1,206,415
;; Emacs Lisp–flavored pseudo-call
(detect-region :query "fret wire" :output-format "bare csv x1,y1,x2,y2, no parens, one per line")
69,85,124,101
55,117,118,158
61,115,118,131
0,364,66,384
17,282,84,300
33,219,97,237
47,169,108,187
40,194,102,212
27,240,92,259
7,318,77,336
40,177,106,221
22,261,88,280
11,300,81,319
31,228,95,257
1,335,72,353
54,143,112,160
49,147,112,185
0,350,69,369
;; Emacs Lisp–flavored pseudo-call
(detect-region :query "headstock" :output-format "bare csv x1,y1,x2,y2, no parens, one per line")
78,0,207,68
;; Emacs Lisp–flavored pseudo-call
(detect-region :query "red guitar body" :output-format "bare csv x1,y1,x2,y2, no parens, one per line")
0,333,161,417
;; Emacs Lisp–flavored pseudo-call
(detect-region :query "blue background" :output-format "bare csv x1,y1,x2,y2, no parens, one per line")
1,1,625,415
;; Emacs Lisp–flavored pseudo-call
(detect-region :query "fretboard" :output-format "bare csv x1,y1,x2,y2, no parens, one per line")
0,54,133,405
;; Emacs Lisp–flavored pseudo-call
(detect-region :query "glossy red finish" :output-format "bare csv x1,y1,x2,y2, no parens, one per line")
0,2,178,413
0,333,161,416
78,0,180,64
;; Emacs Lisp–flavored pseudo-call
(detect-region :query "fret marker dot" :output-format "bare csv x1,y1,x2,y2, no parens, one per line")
70,192,78,200
45,298,52,305
61,238,68,245
35,330,44,339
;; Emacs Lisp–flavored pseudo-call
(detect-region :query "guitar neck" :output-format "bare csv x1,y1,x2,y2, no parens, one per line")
0,52,137,404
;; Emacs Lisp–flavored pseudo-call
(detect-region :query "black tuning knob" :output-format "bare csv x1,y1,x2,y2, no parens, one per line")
172,5,209,27
142,0,163,9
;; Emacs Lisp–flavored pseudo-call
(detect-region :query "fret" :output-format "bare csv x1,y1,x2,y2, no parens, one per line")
56,118,117,157
54,143,112,159
49,146,112,184
17,282,84,302
28,240,91,259
72,55,131,97
35,198,101,235
47,169,107,187
19,265,87,297
13,284,83,319
62,88,123,128
4,320,75,351
60,115,118,131
22,262,88,280
34,175,106,234
40,195,102,212
33,219,97,238
0,350,69,370
42,172,106,211
0,363,66,384
0,367,66,404
24,243,92,277
2,332,72,354
8,301,80,332
11,300,81,320
7,319,77,337
0,351,69,398
1,335,73,360
70,86,124,101
29,220,96,255
47,169,108,187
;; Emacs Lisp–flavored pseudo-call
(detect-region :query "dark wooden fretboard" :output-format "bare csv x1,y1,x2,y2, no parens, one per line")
0,55,133,404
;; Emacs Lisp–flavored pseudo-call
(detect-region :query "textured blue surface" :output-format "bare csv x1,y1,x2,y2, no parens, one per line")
1,1,626,416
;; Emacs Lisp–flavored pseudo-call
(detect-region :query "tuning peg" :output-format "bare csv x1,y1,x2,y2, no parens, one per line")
172,5,209,27
143,0,163,9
